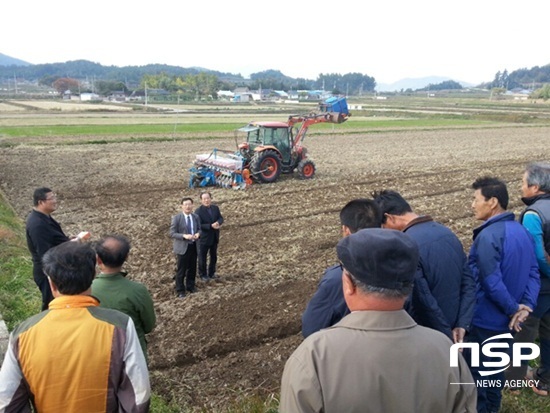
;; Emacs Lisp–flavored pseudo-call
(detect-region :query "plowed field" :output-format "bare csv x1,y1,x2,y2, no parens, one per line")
2,125,549,411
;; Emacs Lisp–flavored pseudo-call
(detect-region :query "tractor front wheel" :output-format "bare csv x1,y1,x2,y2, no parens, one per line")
250,150,282,183
298,159,316,179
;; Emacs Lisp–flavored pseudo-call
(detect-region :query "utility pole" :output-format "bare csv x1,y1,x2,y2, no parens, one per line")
145,82,148,106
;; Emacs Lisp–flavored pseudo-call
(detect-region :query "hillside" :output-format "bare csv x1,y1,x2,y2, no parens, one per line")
0,55,243,87
0,53,30,67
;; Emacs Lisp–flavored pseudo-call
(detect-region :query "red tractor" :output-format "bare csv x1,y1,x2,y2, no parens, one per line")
189,97,350,188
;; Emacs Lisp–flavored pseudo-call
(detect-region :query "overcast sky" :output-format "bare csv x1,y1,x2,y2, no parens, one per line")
2,1,548,85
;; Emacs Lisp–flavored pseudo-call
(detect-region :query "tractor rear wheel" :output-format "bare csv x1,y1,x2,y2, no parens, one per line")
298,159,316,179
250,150,282,183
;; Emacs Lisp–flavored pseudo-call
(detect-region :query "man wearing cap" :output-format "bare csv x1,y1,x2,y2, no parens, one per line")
281,228,476,413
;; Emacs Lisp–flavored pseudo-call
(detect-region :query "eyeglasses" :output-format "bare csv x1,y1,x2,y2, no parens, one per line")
44,194,57,201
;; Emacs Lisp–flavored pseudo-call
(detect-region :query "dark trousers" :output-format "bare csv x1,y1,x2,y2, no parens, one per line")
175,243,197,293
506,294,550,385
198,242,218,278
33,268,53,311
464,326,513,413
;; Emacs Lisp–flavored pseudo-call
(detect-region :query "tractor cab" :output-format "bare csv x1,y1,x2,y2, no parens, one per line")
237,122,293,164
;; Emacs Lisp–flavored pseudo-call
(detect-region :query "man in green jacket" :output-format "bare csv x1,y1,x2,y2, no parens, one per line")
92,234,156,359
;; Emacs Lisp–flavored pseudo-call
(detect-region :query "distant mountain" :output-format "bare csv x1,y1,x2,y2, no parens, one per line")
376,76,474,92
0,53,31,67
0,57,244,87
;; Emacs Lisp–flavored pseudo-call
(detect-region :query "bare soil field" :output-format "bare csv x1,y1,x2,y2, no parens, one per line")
5,100,134,112
1,125,550,411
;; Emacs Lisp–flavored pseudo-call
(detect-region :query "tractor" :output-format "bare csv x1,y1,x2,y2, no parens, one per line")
189,96,350,189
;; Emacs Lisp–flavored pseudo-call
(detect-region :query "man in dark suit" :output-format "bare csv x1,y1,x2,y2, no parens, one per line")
170,197,201,298
195,192,224,281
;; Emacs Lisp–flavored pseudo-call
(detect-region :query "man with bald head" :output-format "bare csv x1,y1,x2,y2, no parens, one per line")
92,234,156,359
281,228,476,413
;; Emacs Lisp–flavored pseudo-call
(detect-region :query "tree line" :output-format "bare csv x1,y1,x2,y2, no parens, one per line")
247,70,376,95
1,60,376,98
2,58,549,97
484,65,550,90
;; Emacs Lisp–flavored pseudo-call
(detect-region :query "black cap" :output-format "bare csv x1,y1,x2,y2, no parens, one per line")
336,228,419,289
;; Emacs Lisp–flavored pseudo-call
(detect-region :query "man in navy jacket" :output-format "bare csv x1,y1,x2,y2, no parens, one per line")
301,199,382,338
195,192,224,281
373,190,475,343
466,176,540,413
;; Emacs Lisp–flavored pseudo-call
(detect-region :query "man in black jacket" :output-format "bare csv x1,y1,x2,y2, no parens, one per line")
25,187,89,310
195,192,224,281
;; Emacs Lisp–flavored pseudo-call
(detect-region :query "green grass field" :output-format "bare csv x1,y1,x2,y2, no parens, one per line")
0,118,493,137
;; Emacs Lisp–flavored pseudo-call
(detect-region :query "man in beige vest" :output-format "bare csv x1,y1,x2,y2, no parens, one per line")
280,228,476,413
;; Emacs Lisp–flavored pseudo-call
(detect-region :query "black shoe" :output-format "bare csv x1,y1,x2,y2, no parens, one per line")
200,276,209,282
177,293,186,299
209,274,218,280
187,288,197,294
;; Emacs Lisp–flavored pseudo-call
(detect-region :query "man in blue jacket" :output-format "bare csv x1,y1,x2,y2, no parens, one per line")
373,190,476,343
467,176,540,413
301,199,382,338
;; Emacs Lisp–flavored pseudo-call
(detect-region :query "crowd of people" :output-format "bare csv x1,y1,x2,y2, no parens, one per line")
288,163,550,413
1,163,550,412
